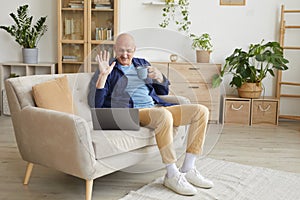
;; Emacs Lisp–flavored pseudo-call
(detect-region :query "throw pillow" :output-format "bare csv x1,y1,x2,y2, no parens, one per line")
32,76,76,114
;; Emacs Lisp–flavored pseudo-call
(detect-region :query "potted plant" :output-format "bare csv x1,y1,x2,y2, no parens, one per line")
212,40,289,98
159,0,191,34
190,33,213,63
0,4,48,64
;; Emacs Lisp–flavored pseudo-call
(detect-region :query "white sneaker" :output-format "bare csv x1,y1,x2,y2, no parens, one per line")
163,173,197,195
184,168,214,189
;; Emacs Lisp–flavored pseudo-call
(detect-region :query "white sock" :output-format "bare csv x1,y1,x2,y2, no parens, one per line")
166,163,179,178
180,153,197,173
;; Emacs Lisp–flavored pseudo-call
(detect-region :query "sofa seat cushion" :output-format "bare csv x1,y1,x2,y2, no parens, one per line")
91,126,157,160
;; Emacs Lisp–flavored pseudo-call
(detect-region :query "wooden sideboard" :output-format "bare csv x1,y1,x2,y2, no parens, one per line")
151,62,221,123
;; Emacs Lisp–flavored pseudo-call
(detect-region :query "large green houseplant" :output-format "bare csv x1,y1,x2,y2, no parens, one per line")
159,0,191,33
0,4,48,63
190,33,213,63
212,40,289,98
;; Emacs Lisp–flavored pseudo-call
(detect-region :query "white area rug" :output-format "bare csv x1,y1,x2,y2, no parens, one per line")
119,158,300,200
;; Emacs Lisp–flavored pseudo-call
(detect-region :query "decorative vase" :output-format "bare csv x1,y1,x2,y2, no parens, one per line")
237,82,262,99
22,48,38,64
196,50,210,63
170,54,178,62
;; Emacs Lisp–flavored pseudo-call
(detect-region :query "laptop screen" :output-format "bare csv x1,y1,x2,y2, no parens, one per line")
91,108,140,130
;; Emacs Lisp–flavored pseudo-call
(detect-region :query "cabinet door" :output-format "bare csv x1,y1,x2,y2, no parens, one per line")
89,0,118,72
58,0,87,73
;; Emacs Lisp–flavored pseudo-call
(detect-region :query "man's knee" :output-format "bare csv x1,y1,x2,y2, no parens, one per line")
193,104,209,120
152,108,173,126
198,104,209,115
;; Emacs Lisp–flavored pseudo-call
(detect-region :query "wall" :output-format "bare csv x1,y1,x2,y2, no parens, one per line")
0,0,299,116
0,0,56,63
119,0,300,117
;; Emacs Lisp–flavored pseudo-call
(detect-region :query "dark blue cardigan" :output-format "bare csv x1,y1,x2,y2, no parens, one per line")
88,57,175,108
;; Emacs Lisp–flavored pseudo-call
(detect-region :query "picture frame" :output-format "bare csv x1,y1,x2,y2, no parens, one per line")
220,0,246,6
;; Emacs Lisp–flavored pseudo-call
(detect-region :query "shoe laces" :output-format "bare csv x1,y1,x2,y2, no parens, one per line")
177,173,190,186
190,168,205,179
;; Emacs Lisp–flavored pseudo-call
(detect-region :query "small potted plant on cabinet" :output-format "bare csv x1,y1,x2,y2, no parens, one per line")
212,40,289,98
0,4,48,64
190,33,213,63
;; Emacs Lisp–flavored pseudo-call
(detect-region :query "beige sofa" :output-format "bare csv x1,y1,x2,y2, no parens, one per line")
5,73,190,200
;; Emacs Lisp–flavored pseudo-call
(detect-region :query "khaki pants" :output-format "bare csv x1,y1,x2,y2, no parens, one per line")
139,104,209,164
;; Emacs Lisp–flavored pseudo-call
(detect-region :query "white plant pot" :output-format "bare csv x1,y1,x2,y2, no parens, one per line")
22,48,38,64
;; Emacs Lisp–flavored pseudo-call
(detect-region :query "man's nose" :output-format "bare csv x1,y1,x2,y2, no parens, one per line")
122,53,128,58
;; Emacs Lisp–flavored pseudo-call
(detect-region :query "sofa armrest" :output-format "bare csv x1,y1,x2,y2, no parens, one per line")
18,106,96,179
158,95,191,105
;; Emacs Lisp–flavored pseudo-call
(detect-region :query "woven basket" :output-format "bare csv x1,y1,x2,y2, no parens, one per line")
237,82,262,99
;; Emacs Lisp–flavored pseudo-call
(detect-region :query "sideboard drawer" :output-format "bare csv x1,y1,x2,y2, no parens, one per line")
251,99,279,125
168,63,220,83
169,83,219,103
224,98,251,125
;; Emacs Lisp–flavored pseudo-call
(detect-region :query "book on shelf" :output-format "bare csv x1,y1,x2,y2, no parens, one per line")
68,1,84,8
69,0,84,3
94,4,111,9
93,0,110,4
62,55,78,61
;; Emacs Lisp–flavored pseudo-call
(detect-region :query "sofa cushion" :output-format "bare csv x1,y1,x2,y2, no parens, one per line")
90,122,157,160
32,75,76,114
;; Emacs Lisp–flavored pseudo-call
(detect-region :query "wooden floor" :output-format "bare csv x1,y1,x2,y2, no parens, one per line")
0,115,299,200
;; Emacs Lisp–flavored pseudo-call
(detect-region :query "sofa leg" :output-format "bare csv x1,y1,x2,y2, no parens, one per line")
23,162,34,185
86,179,94,200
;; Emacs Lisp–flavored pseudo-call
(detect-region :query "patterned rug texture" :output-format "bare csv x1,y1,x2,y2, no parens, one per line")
119,158,300,200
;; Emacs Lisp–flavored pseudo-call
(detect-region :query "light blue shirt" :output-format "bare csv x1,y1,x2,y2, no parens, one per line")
120,64,155,108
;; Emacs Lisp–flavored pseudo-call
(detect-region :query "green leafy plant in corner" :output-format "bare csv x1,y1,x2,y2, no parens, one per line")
0,4,48,48
212,40,289,88
159,0,191,34
190,33,213,51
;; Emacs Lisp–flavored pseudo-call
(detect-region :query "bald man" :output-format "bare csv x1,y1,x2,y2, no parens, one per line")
88,33,213,196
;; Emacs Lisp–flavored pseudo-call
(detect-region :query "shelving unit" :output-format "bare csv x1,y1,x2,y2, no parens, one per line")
276,5,300,120
57,0,119,73
0,62,56,115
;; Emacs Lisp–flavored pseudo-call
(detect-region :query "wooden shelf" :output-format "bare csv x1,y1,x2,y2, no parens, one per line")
143,1,178,6
91,8,114,11
62,8,84,11
0,62,56,115
91,40,115,45
61,40,85,44
58,0,119,73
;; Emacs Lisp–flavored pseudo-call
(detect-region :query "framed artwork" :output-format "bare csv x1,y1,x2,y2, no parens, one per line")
220,0,246,6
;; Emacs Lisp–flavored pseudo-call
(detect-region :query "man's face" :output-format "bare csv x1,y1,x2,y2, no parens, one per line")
114,38,136,66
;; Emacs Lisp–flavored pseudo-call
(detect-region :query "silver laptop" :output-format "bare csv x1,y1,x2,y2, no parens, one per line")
91,108,140,130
